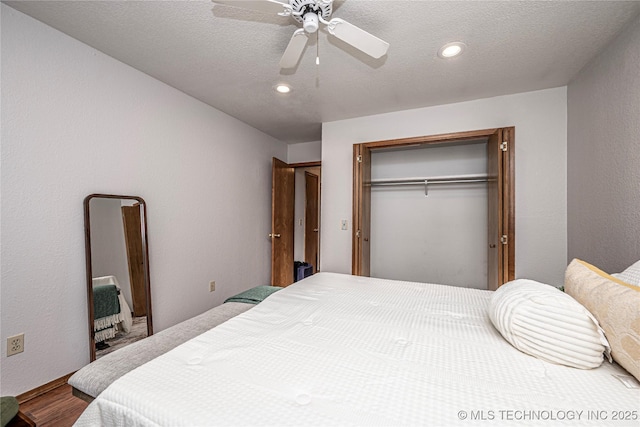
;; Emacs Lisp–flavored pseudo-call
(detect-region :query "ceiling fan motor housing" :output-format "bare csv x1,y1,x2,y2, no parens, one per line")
303,12,319,33
290,0,333,30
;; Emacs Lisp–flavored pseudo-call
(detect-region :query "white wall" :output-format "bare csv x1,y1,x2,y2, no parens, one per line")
1,5,286,395
370,143,488,288
321,87,568,286
287,140,321,164
567,15,640,273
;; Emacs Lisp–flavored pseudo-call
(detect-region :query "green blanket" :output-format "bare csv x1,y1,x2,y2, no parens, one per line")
93,284,121,320
224,285,282,305
1,396,18,427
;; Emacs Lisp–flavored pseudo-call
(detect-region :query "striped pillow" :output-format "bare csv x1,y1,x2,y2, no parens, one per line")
612,259,640,287
489,279,610,369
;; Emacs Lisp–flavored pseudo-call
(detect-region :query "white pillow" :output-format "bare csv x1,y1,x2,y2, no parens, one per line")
489,279,611,369
612,259,640,287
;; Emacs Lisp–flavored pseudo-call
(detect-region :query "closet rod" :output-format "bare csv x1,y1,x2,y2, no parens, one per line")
369,174,490,196
368,174,490,187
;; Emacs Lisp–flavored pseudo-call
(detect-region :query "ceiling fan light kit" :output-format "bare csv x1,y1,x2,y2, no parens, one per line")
303,12,319,33
212,0,390,69
292,0,333,25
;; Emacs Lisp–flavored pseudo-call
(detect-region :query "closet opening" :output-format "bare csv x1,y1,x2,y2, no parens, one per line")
352,128,515,290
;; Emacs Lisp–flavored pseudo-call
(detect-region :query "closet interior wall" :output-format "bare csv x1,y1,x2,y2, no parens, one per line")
370,140,489,289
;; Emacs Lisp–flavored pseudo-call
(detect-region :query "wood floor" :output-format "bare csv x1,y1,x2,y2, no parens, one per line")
18,384,88,427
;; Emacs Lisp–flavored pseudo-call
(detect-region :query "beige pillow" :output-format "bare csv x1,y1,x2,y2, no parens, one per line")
564,259,640,380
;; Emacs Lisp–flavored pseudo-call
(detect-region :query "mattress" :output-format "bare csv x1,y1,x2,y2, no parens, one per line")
69,302,254,399
75,273,639,426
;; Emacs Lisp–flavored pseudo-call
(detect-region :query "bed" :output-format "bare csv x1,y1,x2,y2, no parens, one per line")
74,269,639,426
69,301,254,401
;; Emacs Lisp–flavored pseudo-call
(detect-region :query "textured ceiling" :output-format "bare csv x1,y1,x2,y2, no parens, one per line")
5,0,640,143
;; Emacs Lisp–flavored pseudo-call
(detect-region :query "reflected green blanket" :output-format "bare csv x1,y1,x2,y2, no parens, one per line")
94,284,120,320
224,285,282,305
93,284,122,342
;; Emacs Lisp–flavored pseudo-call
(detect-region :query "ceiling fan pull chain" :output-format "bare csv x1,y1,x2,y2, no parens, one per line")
316,31,320,65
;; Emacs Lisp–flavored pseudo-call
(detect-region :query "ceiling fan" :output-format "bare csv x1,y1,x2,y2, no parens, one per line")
212,0,390,68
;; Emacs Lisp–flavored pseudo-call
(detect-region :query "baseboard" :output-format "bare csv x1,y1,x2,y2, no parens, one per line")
16,372,75,404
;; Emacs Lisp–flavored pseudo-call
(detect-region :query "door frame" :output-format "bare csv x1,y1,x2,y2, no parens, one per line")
352,128,515,289
304,170,320,273
293,162,321,277
271,159,321,286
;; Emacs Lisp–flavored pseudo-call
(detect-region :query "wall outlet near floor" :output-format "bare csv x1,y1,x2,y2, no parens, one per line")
209,281,216,292
7,333,24,356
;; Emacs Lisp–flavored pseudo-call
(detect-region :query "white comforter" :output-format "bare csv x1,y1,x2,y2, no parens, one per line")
75,273,639,426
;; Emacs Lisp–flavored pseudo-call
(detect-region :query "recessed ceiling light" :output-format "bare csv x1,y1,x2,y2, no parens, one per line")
438,42,466,59
275,84,291,94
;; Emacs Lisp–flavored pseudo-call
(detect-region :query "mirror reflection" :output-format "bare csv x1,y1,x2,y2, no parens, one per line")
84,194,152,360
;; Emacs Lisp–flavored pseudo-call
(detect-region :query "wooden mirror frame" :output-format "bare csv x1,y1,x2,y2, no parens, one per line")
83,194,153,361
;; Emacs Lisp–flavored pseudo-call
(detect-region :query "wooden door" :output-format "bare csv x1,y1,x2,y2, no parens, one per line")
122,204,146,316
487,130,502,290
271,157,295,287
486,128,515,289
304,172,320,273
501,128,515,283
352,144,371,276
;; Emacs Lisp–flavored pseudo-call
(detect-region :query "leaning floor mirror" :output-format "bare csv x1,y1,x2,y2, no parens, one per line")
84,194,153,361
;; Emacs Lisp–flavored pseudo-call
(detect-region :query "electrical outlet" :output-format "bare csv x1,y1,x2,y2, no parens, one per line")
7,334,24,356
209,281,216,292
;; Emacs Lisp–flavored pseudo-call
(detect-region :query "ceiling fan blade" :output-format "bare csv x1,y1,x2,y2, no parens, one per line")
279,29,309,69
212,0,291,15
326,18,389,59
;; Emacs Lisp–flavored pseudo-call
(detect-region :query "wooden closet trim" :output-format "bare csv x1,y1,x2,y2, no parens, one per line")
360,128,499,149
352,127,515,289
289,161,321,168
